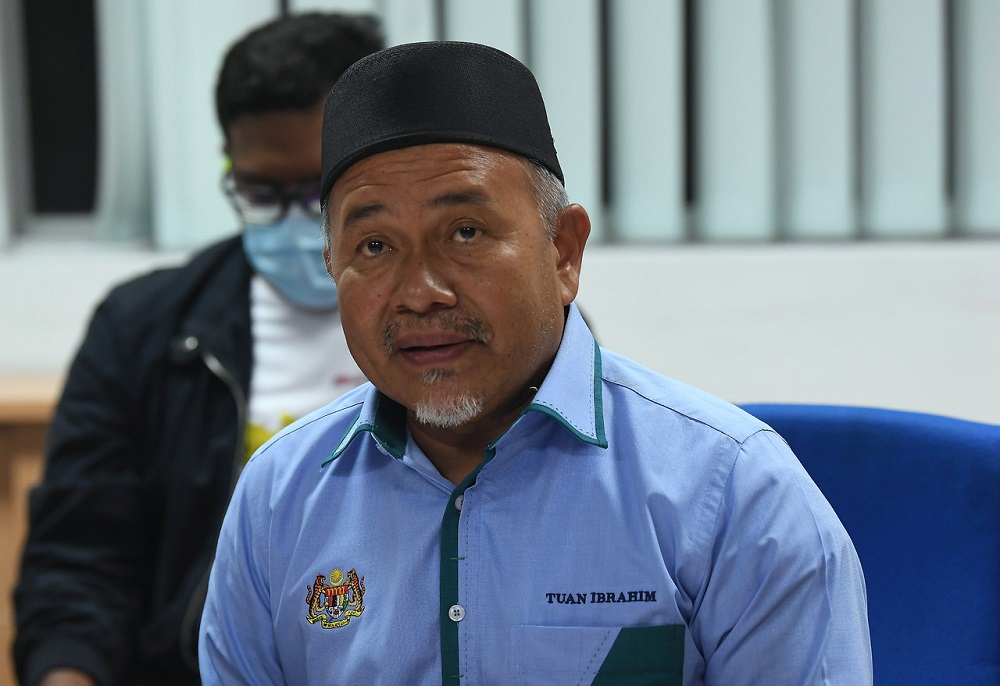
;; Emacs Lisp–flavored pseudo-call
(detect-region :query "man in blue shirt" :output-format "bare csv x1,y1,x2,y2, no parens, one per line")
200,41,872,684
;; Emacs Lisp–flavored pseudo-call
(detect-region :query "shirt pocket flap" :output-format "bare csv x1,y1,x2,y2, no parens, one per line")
510,624,684,685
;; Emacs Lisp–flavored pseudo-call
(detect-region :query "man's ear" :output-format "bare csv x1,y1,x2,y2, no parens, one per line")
323,248,334,279
552,204,591,306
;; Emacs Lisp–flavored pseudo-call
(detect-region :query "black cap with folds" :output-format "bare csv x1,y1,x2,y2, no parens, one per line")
320,41,563,204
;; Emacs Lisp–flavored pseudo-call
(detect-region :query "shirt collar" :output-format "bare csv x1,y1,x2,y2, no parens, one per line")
322,302,607,466
324,387,408,465
522,303,607,448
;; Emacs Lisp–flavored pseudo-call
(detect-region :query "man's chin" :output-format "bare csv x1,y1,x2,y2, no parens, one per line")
412,393,484,429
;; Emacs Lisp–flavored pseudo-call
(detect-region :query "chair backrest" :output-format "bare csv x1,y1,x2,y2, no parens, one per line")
740,404,1000,686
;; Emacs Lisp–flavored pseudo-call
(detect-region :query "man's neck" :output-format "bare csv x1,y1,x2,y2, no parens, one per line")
407,385,539,485
408,423,489,485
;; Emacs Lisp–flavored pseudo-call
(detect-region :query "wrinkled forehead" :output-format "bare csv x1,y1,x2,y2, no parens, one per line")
327,143,532,213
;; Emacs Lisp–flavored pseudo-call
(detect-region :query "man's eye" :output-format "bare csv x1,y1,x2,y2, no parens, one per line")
454,226,479,242
361,240,385,256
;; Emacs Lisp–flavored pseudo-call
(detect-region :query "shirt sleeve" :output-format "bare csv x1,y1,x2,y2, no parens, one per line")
199,459,285,685
13,300,150,686
691,429,872,685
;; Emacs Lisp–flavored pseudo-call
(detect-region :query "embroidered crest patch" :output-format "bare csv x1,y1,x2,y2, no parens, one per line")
305,568,366,629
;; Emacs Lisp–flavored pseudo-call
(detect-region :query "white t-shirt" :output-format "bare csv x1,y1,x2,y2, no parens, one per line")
245,274,367,459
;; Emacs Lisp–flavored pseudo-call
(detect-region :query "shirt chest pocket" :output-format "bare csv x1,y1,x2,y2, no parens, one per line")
509,624,685,685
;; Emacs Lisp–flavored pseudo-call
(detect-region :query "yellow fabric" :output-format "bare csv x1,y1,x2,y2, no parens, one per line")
244,413,297,462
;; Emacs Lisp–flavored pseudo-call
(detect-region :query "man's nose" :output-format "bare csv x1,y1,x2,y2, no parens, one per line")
392,253,458,314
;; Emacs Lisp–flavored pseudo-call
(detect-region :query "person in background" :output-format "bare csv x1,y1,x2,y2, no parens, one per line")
200,41,872,684
13,13,382,686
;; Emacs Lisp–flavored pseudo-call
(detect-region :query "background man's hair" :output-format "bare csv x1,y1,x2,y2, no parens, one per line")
215,12,383,137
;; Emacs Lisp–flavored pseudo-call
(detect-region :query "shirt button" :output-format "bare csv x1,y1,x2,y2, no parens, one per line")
454,494,464,511
448,604,465,622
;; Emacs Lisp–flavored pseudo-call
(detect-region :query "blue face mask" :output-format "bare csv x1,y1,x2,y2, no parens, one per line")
242,212,338,311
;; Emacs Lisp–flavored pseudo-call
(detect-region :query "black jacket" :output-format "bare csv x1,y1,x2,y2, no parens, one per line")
14,236,253,686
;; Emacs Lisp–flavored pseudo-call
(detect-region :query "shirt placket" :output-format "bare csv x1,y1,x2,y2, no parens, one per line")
438,444,496,685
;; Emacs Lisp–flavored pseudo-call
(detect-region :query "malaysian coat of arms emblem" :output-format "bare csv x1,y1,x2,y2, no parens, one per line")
305,568,366,629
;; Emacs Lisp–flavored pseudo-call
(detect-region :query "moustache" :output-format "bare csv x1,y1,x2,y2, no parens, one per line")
381,312,493,353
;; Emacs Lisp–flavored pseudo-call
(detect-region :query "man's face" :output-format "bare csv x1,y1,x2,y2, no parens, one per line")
326,143,586,433
225,106,323,190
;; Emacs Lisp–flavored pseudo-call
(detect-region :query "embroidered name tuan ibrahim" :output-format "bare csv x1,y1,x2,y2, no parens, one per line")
545,591,657,605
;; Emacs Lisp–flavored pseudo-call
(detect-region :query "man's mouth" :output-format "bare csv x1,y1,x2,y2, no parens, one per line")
382,312,494,357
397,338,476,366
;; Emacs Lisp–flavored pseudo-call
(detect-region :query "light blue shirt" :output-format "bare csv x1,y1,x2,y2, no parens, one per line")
200,304,872,685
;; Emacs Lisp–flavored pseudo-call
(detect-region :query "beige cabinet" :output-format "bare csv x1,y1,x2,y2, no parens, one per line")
0,376,59,686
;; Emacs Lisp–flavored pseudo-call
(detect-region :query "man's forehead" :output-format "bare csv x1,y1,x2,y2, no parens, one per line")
330,143,527,207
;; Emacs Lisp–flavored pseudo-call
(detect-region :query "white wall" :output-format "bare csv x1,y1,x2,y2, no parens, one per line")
2,241,997,426
578,241,1000,425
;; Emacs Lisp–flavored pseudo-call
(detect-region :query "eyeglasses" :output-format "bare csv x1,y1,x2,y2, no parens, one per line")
222,172,323,225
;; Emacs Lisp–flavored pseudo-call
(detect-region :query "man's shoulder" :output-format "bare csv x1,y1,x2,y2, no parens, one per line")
599,347,768,446
247,385,371,474
100,235,245,318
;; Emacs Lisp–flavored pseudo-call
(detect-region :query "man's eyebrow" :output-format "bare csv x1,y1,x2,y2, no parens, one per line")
427,190,491,209
342,191,491,228
343,202,387,228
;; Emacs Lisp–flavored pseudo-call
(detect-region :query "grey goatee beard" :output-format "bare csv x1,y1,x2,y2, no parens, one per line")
383,313,493,429
413,392,485,428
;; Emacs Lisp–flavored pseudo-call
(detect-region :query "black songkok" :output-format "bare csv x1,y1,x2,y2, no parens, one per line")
320,41,563,204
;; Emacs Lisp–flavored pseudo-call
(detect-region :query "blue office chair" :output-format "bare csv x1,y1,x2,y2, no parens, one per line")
740,403,1000,685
